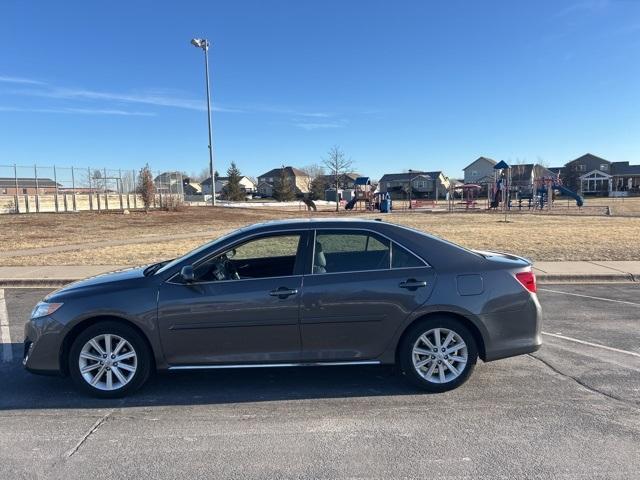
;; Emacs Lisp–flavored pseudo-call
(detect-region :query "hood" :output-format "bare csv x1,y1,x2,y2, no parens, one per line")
46,266,148,300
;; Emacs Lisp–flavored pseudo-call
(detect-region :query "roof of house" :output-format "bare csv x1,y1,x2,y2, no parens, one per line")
494,160,510,170
566,153,610,165
611,162,640,175
379,171,432,182
258,166,309,179
463,156,497,171
0,177,61,188
154,171,184,181
354,177,371,185
380,171,448,183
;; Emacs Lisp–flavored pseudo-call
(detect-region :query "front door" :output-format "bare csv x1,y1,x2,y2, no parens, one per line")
157,231,308,366
300,229,435,361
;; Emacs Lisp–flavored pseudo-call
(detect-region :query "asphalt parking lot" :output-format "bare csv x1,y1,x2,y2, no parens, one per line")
1,284,639,479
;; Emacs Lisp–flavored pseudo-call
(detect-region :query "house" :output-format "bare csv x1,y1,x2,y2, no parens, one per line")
378,170,450,199
317,172,360,190
463,157,497,186
183,180,202,196
510,163,556,196
0,177,61,195
154,171,185,194
200,176,256,196
256,166,310,197
611,162,640,195
560,154,611,194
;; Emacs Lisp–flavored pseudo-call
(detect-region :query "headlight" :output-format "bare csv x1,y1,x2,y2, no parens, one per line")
31,302,63,319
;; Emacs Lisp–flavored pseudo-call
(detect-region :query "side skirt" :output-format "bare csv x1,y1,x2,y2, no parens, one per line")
168,360,381,371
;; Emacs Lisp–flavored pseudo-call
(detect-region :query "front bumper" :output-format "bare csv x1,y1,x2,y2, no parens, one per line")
23,316,65,375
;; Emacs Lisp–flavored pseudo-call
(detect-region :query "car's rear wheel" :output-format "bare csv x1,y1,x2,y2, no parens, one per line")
399,316,478,393
68,321,151,398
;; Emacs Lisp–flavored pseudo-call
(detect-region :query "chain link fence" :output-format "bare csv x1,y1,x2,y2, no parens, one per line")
0,164,186,214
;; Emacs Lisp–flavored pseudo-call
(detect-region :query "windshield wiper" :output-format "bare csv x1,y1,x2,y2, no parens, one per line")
143,260,171,276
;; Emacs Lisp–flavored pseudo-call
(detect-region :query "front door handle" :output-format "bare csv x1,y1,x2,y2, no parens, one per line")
399,279,427,290
269,287,299,299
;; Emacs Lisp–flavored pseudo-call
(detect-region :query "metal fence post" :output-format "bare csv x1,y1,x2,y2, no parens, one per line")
103,167,108,211
118,169,124,210
71,166,77,211
34,164,40,213
53,165,59,212
13,164,19,213
132,169,137,209
88,167,92,211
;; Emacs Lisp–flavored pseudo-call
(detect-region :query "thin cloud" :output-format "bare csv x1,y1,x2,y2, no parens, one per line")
294,120,347,131
1,74,343,120
553,0,610,19
0,75,47,85
0,106,155,116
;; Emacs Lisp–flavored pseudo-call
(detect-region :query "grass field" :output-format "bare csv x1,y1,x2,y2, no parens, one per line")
1,204,639,265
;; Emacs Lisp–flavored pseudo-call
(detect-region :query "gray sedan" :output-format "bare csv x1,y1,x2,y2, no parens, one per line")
24,219,541,398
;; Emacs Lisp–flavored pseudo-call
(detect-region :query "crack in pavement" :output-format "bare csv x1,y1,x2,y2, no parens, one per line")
64,410,114,458
528,353,637,408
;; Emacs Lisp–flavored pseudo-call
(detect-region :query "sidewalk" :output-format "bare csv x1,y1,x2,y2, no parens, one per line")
0,262,638,287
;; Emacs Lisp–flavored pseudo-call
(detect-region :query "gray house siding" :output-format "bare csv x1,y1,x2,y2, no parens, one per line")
463,157,497,185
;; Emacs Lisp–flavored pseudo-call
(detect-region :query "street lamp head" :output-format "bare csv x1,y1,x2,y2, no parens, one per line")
191,38,208,49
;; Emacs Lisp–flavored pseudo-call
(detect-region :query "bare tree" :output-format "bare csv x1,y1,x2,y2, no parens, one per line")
322,145,353,211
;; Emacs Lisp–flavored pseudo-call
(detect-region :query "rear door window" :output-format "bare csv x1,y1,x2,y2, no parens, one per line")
391,242,426,268
313,230,391,274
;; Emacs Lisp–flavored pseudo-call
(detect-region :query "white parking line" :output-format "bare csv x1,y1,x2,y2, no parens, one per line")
0,288,13,362
542,331,640,358
539,288,640,307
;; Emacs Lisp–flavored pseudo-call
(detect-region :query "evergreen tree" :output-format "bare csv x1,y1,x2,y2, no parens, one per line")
273,167,296,201
224,162,245,201
136,164,155,212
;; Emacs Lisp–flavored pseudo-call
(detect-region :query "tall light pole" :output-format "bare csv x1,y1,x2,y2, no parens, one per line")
191,37,216,206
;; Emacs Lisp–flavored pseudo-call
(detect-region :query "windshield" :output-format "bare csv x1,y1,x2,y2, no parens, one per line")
155,227,250,275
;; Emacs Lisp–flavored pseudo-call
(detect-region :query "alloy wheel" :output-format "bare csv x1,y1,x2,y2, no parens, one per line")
78,334,138,391
412,327,468,384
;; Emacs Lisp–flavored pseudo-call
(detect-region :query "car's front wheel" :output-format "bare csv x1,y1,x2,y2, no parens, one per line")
399,316,478,393
68,321,151,398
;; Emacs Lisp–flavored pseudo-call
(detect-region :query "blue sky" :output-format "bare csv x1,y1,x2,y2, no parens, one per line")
1,0,639,180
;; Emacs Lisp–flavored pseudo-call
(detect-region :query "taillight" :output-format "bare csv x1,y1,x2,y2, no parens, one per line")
516,271,537,293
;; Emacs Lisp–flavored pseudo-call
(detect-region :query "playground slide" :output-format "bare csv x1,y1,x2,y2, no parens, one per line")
554,184,584,207
344,196,357,210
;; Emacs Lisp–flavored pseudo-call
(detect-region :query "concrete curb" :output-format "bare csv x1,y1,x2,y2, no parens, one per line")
0,274,637,289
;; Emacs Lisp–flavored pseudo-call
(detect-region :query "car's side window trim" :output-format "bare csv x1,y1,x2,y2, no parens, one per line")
309,227,431,276
166,229,310,285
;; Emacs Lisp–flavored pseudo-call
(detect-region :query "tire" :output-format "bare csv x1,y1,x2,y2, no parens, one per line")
398,316,478,393
68,321,152,398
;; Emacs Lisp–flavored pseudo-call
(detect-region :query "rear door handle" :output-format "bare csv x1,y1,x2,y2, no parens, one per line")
399,279,427,290
269,288,299,298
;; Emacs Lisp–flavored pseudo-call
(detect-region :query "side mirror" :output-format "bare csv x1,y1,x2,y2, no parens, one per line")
180,265,194,283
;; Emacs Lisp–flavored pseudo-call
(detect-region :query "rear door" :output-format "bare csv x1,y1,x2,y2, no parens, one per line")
300,228,435,361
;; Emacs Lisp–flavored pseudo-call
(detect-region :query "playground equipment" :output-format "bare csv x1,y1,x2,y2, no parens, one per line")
345,177,374,211
301,197,317,211
534,177,584,208
453,184,481,210
489,160,511,211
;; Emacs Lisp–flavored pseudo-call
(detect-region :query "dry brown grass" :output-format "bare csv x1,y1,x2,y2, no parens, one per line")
1,206,639,265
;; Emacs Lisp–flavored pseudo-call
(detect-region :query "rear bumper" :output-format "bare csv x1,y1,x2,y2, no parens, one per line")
480,293,542,362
